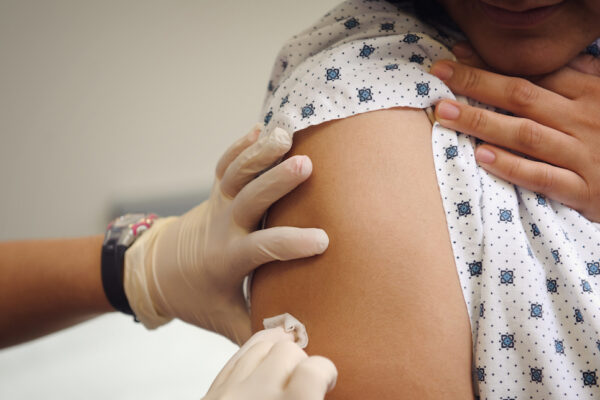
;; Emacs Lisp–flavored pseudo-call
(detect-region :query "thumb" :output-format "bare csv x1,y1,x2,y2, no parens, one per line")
451,42,488,69
232,227,329,276
567,54,600,76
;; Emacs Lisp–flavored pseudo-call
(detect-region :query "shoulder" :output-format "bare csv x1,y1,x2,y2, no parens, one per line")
266,0,458,87
270,107,438,228
261,0,462,141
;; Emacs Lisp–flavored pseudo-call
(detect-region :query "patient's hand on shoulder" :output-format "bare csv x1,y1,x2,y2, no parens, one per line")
431,42,600,222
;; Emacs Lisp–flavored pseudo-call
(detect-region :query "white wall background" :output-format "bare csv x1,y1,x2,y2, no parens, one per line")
0,1,339,398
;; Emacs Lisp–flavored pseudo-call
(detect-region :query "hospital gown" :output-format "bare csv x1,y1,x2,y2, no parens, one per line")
259,0,600,398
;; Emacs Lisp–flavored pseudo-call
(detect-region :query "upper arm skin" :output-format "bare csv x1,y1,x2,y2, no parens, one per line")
251,108,474,399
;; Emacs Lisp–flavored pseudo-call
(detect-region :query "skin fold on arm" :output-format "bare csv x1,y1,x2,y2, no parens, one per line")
251,108,475,399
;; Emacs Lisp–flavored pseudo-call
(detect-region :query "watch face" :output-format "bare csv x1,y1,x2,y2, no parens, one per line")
112,213,146,229
105,213,157,247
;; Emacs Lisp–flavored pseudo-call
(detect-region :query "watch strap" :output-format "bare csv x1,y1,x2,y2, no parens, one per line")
101,239,134,315
101,213,157,317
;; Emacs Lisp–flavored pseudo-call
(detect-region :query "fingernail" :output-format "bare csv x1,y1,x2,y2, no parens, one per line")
247,124,261,141
298,155,312,177
316,230,329,253
430,62,454,81
437,101,460,120
475,147,496,164
452,43,473,59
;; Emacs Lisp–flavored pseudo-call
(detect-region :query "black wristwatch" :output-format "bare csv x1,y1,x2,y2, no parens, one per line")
101,213,157,316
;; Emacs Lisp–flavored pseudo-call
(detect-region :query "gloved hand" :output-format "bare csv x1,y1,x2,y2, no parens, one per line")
204,328,337,400
124,124,329,344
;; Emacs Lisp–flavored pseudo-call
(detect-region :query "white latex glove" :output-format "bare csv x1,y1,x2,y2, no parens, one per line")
204,328,338,400
124,124,329,344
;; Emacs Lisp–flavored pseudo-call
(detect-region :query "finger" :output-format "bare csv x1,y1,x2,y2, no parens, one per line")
249,340,308,389
233,155,312,230
474,144,589,210
232,227,329,276
220,327,293,385
210,328,295,390
435,99,583,170
451,42,488,69
221,127,292,198
285,356,338,400
533,64,598,100
221,341,273,386
430,60,574,131
216,123,262,179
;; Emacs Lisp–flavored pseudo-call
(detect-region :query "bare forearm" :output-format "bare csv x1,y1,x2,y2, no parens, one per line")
0,235,112,348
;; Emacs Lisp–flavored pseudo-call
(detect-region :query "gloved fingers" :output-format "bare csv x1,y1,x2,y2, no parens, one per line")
209,328,294,390
250,340,308,388
285,356,338,400
233,227,329,277
215,124,262,180
213,341,273,390
232,155,312,230
221,127,292,198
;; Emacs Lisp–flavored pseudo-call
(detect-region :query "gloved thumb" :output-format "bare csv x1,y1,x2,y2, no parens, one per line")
233,226,329,276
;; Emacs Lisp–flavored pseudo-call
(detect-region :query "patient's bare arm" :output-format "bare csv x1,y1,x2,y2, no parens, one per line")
251,108,474,399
